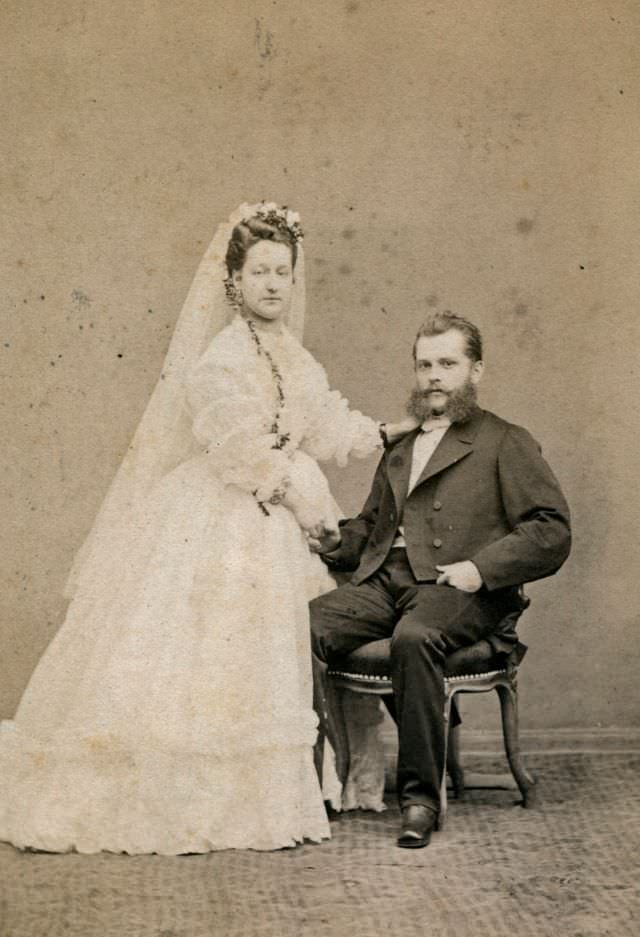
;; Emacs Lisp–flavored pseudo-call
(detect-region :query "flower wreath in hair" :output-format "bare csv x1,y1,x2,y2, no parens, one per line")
224,201,304,304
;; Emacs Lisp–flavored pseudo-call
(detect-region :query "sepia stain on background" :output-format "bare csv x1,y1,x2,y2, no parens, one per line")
1,0,640,733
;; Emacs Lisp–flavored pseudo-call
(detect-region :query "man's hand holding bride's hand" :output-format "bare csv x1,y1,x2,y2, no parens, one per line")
306,524,341,555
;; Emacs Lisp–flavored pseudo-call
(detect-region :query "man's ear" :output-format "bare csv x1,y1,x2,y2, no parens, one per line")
471,360,484,385
232,269,242,288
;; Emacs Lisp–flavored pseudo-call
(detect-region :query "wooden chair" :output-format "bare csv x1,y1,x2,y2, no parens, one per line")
327,609,536,827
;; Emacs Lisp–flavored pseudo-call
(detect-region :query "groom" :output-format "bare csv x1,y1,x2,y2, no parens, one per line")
309,311,571,848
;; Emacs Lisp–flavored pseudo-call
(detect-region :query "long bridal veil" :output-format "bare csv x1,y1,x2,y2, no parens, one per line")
60,202,385,816
65,204,306,601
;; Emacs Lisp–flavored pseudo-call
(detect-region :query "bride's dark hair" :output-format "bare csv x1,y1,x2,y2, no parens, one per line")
225,217,298,275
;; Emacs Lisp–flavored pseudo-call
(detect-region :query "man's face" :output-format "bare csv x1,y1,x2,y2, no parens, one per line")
414,330,484,415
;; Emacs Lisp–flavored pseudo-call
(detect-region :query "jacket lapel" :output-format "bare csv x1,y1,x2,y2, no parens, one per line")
386,429,420,510
409,408,485,493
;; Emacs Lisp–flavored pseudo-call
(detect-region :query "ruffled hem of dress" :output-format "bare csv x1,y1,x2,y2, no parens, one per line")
0,734,330,855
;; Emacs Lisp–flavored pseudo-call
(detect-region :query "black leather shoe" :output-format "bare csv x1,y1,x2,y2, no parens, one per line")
397,805,437,849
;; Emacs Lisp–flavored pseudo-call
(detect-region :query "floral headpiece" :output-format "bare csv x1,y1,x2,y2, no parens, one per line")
228,201,304,243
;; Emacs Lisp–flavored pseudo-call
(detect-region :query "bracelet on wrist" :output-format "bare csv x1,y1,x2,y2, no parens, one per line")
268,476,292,505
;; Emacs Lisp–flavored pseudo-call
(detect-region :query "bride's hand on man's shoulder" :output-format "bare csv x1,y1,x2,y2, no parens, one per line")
382,416,421,442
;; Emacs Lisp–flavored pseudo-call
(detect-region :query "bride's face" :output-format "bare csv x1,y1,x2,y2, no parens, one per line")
232,239,294,324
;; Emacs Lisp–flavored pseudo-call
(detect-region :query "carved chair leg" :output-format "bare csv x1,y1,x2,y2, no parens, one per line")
313,726,325,786
446,720,466,800
496,682,537,808
313,655,350,786
438,691,454,829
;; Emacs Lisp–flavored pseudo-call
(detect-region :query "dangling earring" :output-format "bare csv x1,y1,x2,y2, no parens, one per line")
224,277,242,310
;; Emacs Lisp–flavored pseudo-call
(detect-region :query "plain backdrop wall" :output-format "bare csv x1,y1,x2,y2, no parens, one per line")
2,0,639,729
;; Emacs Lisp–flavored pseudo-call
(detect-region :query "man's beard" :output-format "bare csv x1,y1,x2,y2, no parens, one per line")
406,380,478,424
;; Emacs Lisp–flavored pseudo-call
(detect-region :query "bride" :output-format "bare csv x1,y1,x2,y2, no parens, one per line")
0,202,416,854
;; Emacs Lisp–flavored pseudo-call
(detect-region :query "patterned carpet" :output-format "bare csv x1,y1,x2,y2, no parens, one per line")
1,753,638,937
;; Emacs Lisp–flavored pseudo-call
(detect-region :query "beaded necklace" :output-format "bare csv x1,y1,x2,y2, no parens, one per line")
246,318,291,514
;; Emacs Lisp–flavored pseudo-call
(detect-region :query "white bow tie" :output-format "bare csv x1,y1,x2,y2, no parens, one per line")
420,419,450,434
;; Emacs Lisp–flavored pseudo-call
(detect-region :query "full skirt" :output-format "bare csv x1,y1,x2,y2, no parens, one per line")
0,452,341,853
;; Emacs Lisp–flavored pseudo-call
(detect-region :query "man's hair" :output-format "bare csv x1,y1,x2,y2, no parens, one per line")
413,311,483,362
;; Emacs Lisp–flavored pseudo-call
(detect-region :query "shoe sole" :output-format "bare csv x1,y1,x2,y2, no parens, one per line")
396,835,431,849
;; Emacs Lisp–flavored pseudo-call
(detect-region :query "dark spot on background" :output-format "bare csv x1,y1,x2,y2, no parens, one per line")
516,218,534,235
71,288,91,307
254,18,276,62
313,257,328,266
514,303,528,316
338,263,352,275
579,264,585,270
346,1,360,12
426,294,438,307
342,228,356,240
361,296,371,307
381,243,389,253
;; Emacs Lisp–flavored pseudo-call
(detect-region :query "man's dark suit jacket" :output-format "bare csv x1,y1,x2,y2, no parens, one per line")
331,407,571,591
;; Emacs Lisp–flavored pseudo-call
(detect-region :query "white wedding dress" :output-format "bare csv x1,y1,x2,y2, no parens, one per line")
0,315,382,854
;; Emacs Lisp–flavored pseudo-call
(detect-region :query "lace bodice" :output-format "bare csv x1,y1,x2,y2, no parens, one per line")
186,316,381,502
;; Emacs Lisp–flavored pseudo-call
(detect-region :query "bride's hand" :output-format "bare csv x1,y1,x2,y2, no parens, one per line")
282,487,326,533
382,416,421,442
307,524,341,555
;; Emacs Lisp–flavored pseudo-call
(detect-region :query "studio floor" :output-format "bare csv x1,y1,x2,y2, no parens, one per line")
1,752,638,937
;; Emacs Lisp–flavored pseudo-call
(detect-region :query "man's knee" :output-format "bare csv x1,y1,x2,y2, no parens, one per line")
391,619,447,665
309,588,353,660
309,593,332,658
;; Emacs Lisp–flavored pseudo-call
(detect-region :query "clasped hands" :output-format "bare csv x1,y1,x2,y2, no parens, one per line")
306,523,341,555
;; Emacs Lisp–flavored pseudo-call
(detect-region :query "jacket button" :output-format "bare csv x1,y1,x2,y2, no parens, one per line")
433,500,442,511
433,538,443,548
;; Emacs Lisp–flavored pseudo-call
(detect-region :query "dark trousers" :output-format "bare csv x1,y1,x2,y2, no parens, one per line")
310,549,519,814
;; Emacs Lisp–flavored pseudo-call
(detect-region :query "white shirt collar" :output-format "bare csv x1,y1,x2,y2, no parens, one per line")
420,417,451,434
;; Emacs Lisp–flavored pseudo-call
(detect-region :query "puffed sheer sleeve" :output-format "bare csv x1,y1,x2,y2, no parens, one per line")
299,351,382,466
186,339,292,503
